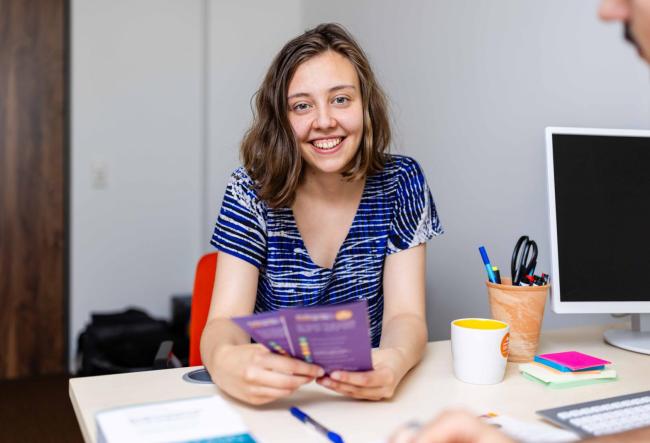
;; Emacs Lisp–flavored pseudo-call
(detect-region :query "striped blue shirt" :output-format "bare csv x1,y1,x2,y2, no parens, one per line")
211,155,442,347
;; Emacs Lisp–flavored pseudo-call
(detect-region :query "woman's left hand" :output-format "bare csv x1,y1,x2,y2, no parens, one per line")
318,245,429,401
316,348,409,400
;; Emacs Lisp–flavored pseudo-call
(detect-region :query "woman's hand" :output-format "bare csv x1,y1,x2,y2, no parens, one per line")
315,348,409,400
316,245,429,401
211,343,325,405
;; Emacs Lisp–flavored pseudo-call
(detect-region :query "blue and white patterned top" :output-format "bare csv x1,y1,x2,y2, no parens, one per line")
211,155,443,347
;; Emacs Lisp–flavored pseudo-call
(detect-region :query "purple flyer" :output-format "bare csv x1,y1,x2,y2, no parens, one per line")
232,311,295,357
283,300,373,374
232,300,373,373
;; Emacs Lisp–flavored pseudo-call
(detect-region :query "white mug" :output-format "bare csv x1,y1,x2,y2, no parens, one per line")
451,318,510,385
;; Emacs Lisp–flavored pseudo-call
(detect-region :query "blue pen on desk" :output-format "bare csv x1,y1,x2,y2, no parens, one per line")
290,406,344,443
479,246,497,283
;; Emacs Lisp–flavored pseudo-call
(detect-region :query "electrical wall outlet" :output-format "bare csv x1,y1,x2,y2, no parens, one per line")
91,161,108,189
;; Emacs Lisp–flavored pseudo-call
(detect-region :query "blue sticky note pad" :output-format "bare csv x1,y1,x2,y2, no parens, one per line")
534,356,604,372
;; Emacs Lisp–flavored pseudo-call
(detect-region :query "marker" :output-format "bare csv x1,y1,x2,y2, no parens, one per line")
492,266,502,284
479,246,497,283
533,275,543,286
290,406,344,443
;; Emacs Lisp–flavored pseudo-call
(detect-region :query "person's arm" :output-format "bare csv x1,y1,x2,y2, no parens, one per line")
389,410,515,443
389,409,650,443
584,426,650,442
317,243,428,400
200,252,324,405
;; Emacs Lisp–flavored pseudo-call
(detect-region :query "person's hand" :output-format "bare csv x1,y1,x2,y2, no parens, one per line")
210,343,324,405
389,410,516,443
316,348,409,400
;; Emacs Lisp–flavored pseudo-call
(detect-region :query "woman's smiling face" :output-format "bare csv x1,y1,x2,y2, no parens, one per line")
287,50,364,176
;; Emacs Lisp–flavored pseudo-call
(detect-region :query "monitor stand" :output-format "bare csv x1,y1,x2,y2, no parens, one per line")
604,314,650,355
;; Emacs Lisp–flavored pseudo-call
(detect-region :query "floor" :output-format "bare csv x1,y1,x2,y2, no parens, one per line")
0,374,83,443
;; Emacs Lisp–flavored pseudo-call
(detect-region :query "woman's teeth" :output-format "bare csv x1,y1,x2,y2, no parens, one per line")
312,137,342,150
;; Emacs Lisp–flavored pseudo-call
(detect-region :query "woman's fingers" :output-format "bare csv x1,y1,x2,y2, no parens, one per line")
315,366,399,400
257,352,325,378
317,376,395,400
244,364,315,390
329,367,395,388
237,350,323,401
213,344,322,405
241,385,295,405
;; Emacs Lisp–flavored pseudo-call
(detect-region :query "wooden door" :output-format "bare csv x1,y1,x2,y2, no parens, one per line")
0,0,68,378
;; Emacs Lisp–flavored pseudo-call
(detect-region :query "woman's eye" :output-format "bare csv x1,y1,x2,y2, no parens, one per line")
292,103,311,112
333,96,349,105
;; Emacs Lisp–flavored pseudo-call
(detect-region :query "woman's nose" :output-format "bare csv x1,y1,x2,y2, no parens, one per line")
599,0,630,21
312,106,336,129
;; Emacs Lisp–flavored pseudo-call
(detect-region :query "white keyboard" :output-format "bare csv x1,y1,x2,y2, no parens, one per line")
537,390,650,437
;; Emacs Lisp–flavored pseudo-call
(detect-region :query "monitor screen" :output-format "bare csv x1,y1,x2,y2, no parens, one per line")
549,129,650,306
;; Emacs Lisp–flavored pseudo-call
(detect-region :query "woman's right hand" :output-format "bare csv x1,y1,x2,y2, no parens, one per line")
210,343,325,405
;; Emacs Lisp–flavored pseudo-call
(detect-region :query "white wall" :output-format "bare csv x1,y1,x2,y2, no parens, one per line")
71,0,204,366
204,0,303,239
72,0,650,367
71,0,304,367
302,0,650,339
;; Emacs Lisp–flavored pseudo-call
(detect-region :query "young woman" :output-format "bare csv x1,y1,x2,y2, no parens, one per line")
200,23,442,405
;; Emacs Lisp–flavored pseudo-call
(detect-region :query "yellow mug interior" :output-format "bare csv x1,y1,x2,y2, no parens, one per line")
453,318,507,330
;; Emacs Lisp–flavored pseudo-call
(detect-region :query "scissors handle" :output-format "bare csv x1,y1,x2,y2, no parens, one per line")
511,236,528,284
523,240,538,278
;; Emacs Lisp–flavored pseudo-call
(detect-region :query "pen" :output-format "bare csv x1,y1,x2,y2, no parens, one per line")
290,406,344,443
541,273,549,285
479,246,497,283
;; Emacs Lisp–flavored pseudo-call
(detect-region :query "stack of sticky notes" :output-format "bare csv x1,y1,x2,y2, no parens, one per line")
519,351,617,389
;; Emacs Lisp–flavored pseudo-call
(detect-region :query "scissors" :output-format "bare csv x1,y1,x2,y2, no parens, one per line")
511,235,538,285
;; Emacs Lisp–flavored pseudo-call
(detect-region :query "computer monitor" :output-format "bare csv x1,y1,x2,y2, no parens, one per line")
546,127,650,355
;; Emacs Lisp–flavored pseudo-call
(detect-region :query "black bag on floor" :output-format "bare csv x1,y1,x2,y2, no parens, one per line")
76,308,173,376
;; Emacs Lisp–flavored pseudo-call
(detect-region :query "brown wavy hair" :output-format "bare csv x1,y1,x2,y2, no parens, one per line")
240,23,391,208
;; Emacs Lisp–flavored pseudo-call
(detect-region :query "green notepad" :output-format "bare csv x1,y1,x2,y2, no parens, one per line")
521,372,618,389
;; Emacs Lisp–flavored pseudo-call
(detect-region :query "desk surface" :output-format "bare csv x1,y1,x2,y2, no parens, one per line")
69,323,650,443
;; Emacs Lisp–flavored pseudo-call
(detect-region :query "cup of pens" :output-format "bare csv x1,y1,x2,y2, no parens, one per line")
479,238,550,363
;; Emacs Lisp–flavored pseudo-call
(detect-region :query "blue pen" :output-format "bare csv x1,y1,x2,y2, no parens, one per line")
479,246,497,283
290,406,344,443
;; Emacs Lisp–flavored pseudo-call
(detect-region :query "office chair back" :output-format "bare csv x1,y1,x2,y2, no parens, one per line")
189,252,218,367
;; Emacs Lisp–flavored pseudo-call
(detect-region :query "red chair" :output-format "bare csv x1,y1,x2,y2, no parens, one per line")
153,253,217,370
188,253,218,367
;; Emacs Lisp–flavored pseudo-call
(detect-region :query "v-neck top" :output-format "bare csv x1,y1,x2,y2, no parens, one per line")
211,155,443,347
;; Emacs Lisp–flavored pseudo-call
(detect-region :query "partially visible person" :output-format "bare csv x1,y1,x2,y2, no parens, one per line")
389,411,511,443
201,23,441,406
388,410,650,443
599,0,650,62
389,0,650,442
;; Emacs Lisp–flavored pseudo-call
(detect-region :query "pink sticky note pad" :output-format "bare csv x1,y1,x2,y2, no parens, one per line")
537,351,610,370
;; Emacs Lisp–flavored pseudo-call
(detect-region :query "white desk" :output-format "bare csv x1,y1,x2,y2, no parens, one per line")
69,323,650,443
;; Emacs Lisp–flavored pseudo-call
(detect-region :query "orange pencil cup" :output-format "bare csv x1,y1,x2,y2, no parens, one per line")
485,277,549,362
